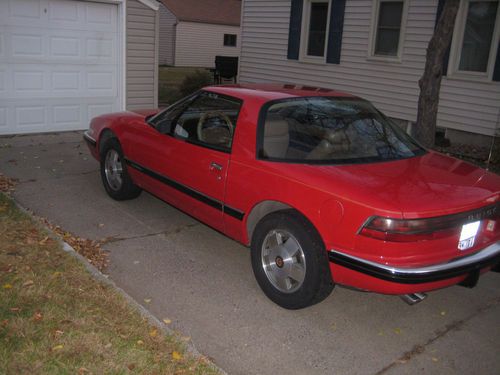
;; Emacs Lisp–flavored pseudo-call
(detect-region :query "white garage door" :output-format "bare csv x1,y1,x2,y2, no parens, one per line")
0,0,122,135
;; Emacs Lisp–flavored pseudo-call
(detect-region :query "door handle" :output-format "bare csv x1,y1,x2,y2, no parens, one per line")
210,162,223,171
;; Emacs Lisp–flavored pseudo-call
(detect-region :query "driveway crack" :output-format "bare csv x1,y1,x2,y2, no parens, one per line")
101,223,200,244
374,296,500,375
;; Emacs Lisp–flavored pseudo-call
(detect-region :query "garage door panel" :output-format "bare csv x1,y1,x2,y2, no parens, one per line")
48,0,79,23
8,0,44,21
11,34,44,58
0,0,121,135
0,108,7,130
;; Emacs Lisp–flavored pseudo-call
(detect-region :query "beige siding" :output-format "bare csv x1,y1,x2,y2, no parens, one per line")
239,0,500,136
159,3,176,65
175,22,241,67
126,0,159,109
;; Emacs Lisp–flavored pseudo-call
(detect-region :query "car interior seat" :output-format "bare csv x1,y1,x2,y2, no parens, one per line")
263,114,290,158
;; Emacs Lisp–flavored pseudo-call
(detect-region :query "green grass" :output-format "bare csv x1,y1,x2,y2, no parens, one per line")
0,193,219,375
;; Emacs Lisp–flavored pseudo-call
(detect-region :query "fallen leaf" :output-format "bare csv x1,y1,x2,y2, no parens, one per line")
52,272,62,277
55,330,64,336
78,368,89,374
136,340,144,345
432,357,439,362
104,343,112,349
149,329,158,338
22,280,34,287
127,363,136,370
2,283,13,289
39,236,49,245
172,351,182,361
163,318,172,325
144,298,152,304
394,328,402,335
52,345,64,351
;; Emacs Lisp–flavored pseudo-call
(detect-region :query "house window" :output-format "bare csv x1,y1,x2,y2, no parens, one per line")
452,0,500,76
301,0,331,59
307,1,329,56
224,34,237,47
370,0,407,59
288,0,346,64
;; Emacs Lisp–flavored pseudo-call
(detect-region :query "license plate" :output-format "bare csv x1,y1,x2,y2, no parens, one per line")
458,221,480,250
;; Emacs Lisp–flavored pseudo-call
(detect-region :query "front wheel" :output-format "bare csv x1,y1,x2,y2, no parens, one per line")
100,138,141,200
251,210,334,309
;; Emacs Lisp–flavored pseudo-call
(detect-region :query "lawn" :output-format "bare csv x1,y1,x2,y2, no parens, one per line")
0,192,218,375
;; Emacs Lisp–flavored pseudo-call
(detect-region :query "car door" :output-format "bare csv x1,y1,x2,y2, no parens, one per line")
124,91,242,233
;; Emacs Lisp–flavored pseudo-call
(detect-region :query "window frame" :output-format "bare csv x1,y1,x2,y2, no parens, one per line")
299,0,332,63
255,96,425,165
448,0,500,81
368,0,409,62
223,33,237,47
168,91,243,154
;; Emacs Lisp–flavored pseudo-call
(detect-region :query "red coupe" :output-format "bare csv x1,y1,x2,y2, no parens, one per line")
84,84,500,309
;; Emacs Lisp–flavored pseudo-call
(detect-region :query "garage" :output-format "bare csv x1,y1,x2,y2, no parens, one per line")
0,0,159,136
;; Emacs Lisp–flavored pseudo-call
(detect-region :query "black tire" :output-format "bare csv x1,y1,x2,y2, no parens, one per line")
251,210,334,309
100,138,141,200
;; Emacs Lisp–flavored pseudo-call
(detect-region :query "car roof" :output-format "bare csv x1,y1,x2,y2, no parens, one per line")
204,83,357,102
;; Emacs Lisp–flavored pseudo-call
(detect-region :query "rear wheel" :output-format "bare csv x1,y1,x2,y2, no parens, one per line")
100,138,141,200
251,210,334,309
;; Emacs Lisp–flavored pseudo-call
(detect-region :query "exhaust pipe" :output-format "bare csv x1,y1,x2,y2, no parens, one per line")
400,293,427,305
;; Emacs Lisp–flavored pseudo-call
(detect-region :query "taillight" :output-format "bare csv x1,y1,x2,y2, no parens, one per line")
359,216,460,242
360,204,499,242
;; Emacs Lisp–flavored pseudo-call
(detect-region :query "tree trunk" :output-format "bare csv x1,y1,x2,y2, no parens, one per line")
415,0,460,147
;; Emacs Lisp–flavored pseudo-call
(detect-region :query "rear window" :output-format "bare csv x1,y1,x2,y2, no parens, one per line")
258,97,425,164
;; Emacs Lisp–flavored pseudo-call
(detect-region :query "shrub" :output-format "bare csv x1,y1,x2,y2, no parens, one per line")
179,70,213,97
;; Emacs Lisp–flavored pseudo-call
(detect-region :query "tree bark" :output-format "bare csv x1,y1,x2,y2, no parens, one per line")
415,0,460,147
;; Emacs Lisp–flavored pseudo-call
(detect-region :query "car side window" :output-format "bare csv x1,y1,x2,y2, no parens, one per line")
173,92,241,152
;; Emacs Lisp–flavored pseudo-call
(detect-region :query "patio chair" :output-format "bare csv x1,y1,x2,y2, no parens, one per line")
213,56,239,84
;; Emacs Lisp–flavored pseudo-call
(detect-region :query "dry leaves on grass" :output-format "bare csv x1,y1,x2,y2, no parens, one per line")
41,219,109,271
0,173,17,194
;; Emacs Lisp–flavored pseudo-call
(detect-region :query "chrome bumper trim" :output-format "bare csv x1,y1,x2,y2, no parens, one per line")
329,241,500,284
83,131,97,147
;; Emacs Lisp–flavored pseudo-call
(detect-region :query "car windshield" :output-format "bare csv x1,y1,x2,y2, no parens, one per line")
259,97,425,164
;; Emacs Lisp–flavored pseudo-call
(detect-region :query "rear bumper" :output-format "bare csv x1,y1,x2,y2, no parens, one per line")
329,241,500,284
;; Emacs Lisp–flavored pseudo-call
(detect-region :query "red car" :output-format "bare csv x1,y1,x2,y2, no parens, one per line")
84,84,500,309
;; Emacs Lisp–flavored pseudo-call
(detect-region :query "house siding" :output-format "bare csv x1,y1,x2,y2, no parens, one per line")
175,22,241,67
239,0,500,137
126,0,159,109
159,3,177,65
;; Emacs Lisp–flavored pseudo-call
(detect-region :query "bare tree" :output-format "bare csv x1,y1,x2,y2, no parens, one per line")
414,0,460,147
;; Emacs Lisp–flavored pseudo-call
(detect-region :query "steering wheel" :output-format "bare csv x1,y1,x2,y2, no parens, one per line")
197,111,234,142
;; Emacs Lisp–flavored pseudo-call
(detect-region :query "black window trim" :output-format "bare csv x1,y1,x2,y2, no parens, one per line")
255,96,426,166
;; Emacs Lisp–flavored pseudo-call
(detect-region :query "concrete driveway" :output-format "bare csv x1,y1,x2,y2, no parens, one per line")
1,131,499,375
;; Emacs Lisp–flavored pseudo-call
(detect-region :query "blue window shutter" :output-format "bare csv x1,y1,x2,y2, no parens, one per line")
436,0,451,76
288,0,303,60
326,0,346,64
493,41,500,81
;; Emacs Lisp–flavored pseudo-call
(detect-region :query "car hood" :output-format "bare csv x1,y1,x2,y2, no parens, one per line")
285,151,500,218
